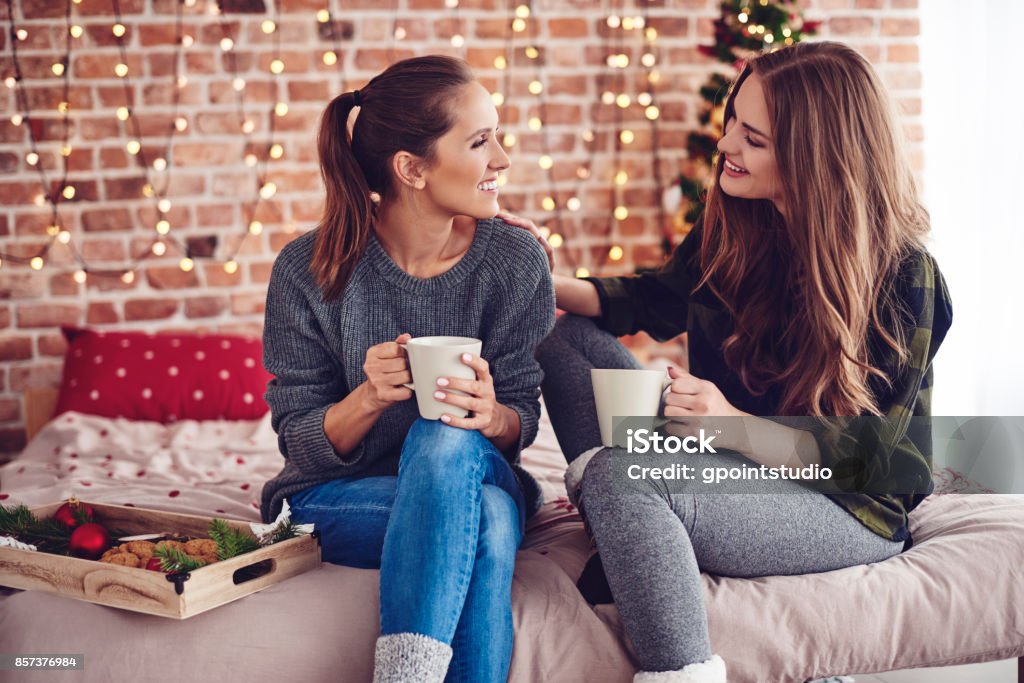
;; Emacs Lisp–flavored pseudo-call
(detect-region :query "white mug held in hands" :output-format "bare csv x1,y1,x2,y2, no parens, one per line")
400,336,483,421
591,368,671,448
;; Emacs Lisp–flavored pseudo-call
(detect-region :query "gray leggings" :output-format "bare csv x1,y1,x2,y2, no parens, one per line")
536,315,904,671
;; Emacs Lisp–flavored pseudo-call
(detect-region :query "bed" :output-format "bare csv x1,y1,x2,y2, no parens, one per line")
1,328,1022,683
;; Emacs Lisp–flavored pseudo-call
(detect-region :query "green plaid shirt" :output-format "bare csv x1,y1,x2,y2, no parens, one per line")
585,221,953,545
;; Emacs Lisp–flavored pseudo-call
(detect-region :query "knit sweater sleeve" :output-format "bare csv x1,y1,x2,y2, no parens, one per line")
262,245,365,476
483,226,556,461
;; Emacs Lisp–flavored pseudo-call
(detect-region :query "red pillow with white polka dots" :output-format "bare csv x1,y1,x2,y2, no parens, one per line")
55,327,273,423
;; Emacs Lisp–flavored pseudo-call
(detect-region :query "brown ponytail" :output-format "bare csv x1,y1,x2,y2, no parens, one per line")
310,55,475,301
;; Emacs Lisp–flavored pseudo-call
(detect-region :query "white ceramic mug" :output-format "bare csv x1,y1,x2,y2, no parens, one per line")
591,368,670,448
400,336,482,421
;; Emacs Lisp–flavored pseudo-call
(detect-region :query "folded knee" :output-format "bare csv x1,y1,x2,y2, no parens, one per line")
403,419,490,472
476,485,521,563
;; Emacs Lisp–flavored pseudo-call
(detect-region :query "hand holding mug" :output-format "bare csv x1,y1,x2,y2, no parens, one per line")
434,353,503,437
361,333,414,412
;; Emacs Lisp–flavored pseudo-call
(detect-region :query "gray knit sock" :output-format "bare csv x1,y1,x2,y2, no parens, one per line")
372,633,452,683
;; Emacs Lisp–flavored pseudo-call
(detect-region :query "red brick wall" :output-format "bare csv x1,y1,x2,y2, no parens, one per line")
0,0,921,455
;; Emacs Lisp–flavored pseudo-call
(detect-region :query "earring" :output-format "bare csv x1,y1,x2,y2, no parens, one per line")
413,179,425,190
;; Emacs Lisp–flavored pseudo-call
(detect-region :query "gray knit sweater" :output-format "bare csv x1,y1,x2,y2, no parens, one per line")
259,217,556,523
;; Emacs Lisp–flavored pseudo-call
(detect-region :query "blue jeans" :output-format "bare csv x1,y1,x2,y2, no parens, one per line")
289,418,526,683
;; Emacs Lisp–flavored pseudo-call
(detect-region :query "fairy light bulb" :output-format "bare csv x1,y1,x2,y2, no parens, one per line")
394,26,407,40
615,170,628,185
232,77,246,91
541,197,555,211
260,182,276,199
451,34,465,48
512,18,526,32
575,267,590,278
614,206,629,220
620,130,635,144
116,106,130,121
582,129,595,142
607,15,621,28
503,133,516,147
47,225,60,236
494,55,507,70
121,270,135,284
322,51,337,66
497,175,508,187
220,37,234,51
175,117,188,131
33,193,45,206
649,70,661,84
127,140,141,155
177,75,188,88
16,29,27,40
515,4,530,18
179,257,194,272
114,63,128,78
5,77,16,88
528,80,543,95
26,152,38,165
491,92,504,106
616,93,631,108
641,53,656,67
153,157,167,171
645,105,660,120
601,91,615,105
317,9,330,22
548,234,563,249
156,219,170,234
576,166,591,179
528,117,542,131
638,92,653,106
249,220,263,235
30,257,44,270
764,34,775,44
73,269,87,284
270,59,284,74
567,197,581,211
634,16,645,28
181,34,194,47
275,102,288,117
51,63,65,76
609,246,624,261
241,119,255,134
224,260,239,274
269,143,284,159
70,25,83,38
112,23,126,37
142,183,154,197
62,186,76,200
622,17,635,30
738,12,749,23
261,20,276,34
525,46,539,59
58,229,72,243
538,155,553,170
152,241,166,255
158,199,171,213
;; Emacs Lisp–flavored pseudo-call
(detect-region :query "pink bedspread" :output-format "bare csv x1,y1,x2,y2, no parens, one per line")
1,411,1022,682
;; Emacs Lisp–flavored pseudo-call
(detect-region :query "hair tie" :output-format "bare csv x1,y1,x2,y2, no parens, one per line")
352,89,362,106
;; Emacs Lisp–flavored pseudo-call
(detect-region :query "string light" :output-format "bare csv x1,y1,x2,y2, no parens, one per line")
70,25,83,38
275,102,288,117
121,271,135,284
575,267,590,278
322,51,338,66
179,257,194,272
538,155,553,170
248,220,263,235
609,246,624,261
73,269,87,284
152,241,167,255
269,144,284,159
30,257,44,270
224,260,239,274
112,23,126,37
262,20,276,33
548,234,563,248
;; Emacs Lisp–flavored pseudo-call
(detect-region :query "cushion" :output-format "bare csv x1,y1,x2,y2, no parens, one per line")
54,328,273,423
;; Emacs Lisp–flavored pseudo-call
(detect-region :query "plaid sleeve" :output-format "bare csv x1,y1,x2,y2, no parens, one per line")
582,220,703,341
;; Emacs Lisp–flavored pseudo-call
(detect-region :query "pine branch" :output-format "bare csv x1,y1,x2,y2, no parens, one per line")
153,545,208,572
209,518,261,560
0,504,74,554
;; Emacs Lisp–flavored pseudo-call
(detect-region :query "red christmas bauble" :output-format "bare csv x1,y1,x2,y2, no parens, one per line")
145,557,169,573
54,500,96,528
69,523,112,560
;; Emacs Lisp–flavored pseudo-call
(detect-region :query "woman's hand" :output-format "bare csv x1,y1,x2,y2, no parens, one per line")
663,366,749,452
361,333,414,413
433,353,506,438
495,210,555,272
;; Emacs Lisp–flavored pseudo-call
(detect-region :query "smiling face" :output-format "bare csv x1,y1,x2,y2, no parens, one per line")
716,72,785,212
416,81,510,220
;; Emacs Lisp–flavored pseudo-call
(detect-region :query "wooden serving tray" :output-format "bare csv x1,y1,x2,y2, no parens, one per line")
0,501,321,619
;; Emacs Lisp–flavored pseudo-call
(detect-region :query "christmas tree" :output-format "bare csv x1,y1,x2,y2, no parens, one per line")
669,1,820,236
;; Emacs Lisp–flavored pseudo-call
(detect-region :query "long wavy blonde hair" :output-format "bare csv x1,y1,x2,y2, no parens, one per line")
700,41,930,416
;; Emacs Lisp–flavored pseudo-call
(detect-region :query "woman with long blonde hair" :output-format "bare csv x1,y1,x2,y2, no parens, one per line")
507,41,952,682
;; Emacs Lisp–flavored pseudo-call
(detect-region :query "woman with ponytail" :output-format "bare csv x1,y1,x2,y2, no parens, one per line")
259,56,554,682
506,42,953,682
